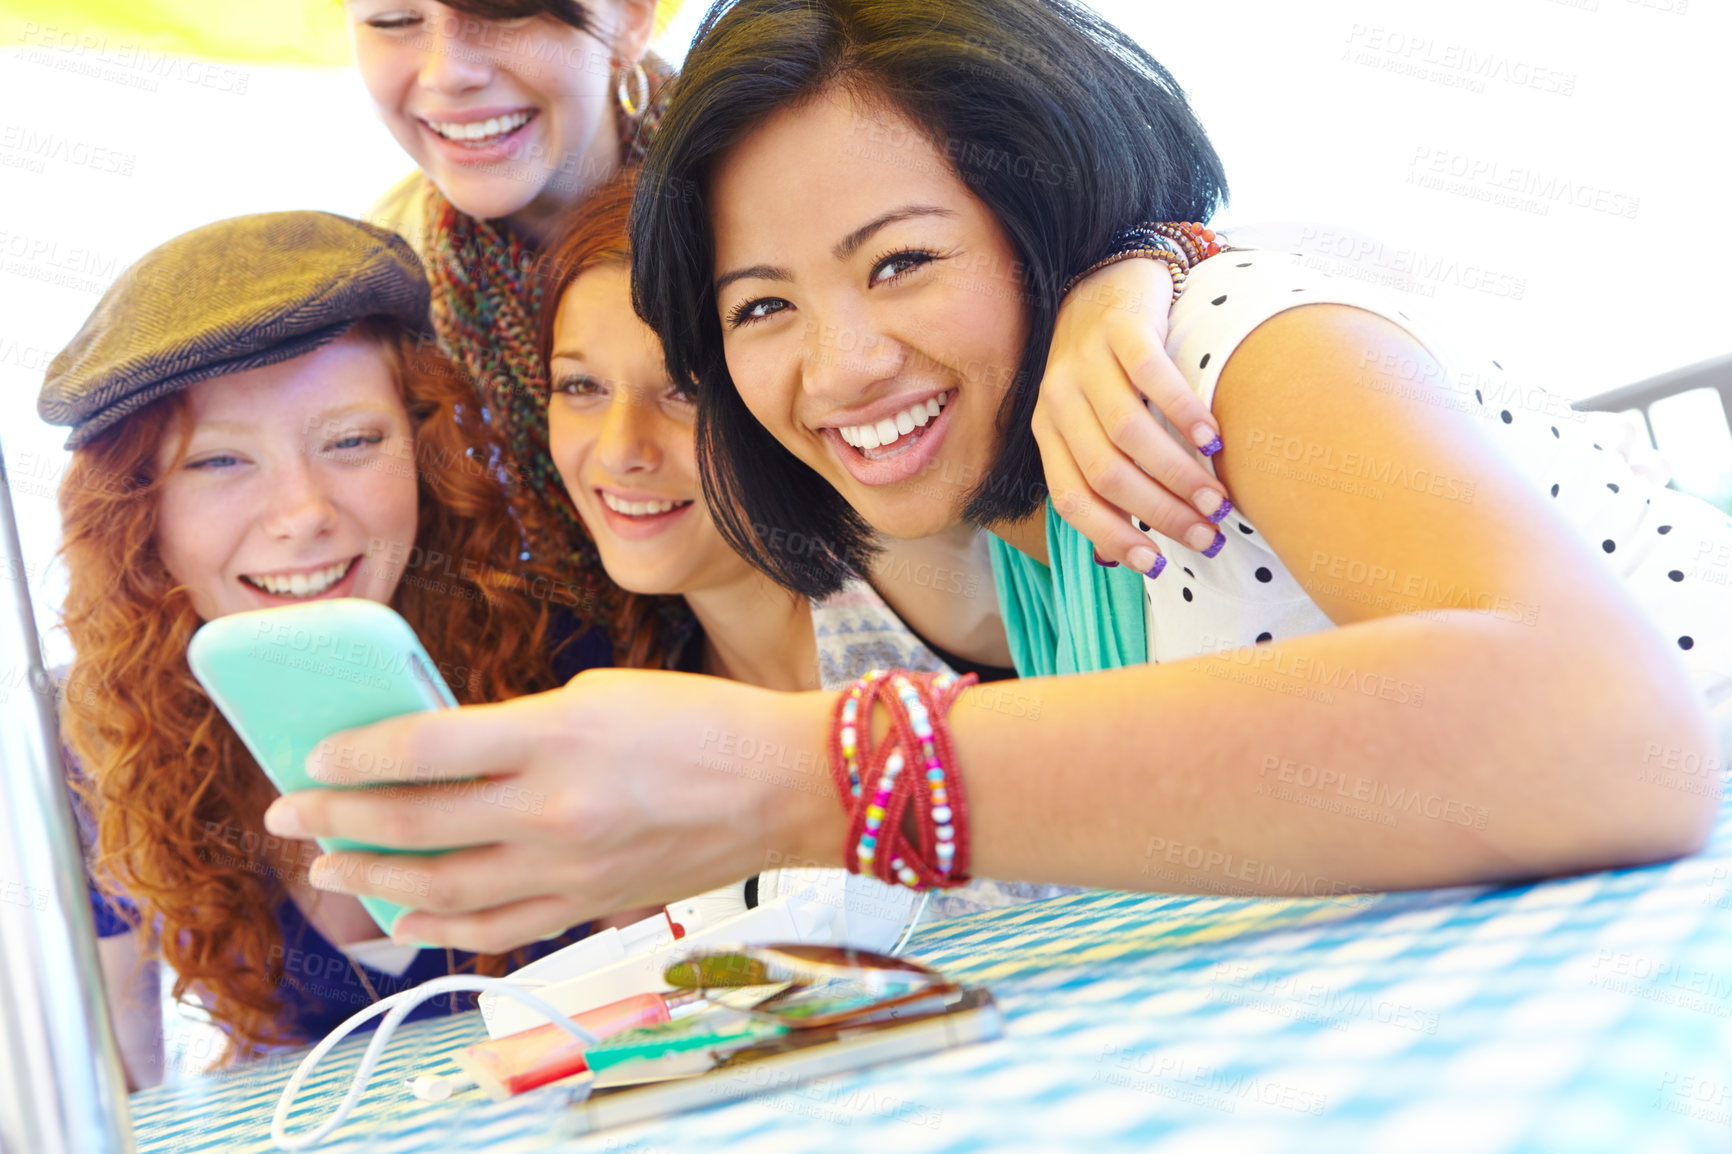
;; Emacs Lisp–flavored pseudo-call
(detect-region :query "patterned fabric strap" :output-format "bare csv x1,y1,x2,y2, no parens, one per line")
418,55,689,652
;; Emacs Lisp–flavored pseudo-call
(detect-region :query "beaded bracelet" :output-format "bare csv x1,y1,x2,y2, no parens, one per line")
1134,222,1226,266
1064,246,1188,303
1060,221,1228,302
828,669,977,890
835,671,946,888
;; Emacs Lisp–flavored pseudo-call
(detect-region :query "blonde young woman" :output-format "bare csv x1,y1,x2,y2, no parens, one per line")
355,0,672,634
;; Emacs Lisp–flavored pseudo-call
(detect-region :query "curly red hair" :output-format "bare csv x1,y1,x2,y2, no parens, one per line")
58,319,581,1059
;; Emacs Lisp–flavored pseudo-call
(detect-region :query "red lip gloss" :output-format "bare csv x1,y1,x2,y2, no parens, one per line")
454,990,703,1099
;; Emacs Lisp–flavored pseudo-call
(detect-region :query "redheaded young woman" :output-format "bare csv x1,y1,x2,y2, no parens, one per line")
41,213,591,1087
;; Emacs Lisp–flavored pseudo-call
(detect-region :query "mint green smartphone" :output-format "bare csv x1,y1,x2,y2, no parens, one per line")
187,598,458,937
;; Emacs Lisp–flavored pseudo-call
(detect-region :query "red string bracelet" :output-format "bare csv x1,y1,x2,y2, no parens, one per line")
827,669,977,889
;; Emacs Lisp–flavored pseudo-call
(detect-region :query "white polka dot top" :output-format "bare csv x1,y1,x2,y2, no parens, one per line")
1141,250,1732,751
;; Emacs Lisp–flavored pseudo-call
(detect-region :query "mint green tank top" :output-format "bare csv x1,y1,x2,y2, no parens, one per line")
987,501,1148,677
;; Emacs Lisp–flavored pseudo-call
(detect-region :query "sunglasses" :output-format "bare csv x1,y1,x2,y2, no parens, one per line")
663,945,957,1030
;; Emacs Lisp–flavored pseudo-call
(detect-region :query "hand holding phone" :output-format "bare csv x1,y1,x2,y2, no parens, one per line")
257,667,844,956
187,598,458,936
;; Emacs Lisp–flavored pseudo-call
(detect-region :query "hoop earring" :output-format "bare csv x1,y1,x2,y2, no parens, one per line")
615,59,650,120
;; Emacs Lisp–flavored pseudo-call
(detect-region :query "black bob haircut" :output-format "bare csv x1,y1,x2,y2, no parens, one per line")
631,0,1228,599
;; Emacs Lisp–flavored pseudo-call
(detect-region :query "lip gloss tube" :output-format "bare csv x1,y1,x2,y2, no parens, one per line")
454,990,701,1099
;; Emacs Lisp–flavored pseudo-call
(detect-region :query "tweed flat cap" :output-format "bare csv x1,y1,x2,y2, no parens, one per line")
40,211,434,449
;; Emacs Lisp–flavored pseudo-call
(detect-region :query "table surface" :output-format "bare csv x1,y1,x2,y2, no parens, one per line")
133,797,1732,1154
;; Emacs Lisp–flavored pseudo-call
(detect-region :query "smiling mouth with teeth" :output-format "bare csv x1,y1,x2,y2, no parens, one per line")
599,491,694,519
423,109,537,146
836,391,951,461
241,557,358,599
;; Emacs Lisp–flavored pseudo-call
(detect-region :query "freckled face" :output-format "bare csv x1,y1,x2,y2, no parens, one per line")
546,264,751,596
708,86,1029,540
152,334,420,620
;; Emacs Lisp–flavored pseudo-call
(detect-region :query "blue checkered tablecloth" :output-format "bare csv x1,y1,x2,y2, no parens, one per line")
133,797,1732,1154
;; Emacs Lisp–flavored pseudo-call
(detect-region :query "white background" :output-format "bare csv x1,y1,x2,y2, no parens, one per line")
3,0,1730,667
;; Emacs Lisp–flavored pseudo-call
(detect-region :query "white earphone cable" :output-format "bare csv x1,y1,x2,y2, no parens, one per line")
889,890,932,956
270,975,600,1151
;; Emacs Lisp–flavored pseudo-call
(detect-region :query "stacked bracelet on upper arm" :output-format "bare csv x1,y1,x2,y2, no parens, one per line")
830,669,978,890
1061,221,1228,301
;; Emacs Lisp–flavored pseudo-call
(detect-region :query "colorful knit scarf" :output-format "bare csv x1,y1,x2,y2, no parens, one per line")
421,57,693,661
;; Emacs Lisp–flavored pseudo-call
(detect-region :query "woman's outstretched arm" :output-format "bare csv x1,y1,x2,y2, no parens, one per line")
267,306,1715,951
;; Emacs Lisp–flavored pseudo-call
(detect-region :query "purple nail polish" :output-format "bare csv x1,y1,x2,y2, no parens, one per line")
1144,554,1167,579
1198,435,1223,457
1207,497,1233,524
1093,551,1119,568
1202,530,1226,559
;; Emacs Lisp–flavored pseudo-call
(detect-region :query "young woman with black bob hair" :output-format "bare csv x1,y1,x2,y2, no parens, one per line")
632,0,1233,593
265,0,1728,954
